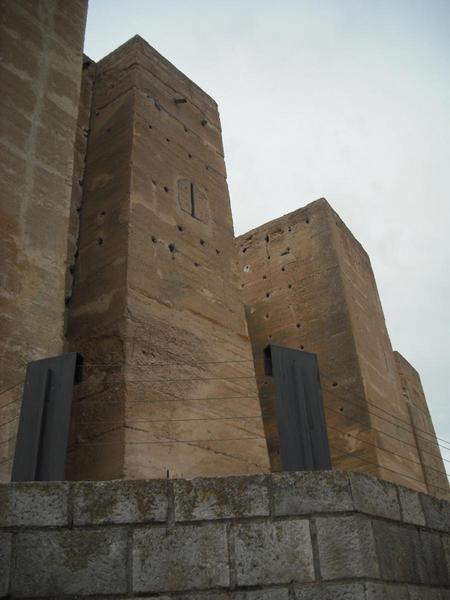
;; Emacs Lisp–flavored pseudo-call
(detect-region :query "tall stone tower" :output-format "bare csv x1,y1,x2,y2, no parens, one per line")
236,198,448,497
67,37,270,480
0,0,88,481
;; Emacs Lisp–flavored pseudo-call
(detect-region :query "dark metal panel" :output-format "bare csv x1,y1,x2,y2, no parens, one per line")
269,345,331,471
12,352,83,481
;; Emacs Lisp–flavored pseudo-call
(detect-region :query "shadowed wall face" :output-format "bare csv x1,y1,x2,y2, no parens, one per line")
67,37,269,480
0,0,88,481
236,199,448,497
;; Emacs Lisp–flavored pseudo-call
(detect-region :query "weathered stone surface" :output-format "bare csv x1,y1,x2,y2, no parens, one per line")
173,475,269,521
144,592,289,600
365,582,409,599
421,494,450,532
133,523,229,592
294,582,365,599
407,587,442,600
398,484,425,526
271,470,353,516
417,530,449,585
11,528,127,596
233,519,314,585
0,532,11,598
236,199,438,494
349,473,401,520
372,520,421,583
443,535,450,576
0,482,68,527
316,515,379,580
0,0,88,482
67,35,270,481
73,479,168,524
394,352,449,500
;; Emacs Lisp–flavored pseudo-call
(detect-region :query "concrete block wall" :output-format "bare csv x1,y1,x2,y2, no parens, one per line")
0,470,448,598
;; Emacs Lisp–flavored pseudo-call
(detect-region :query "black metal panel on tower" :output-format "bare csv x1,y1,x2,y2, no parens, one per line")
268,345,331,471
11,352,83,482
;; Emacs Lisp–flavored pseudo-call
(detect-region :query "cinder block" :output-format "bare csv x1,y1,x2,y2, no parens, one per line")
173,475,269,521
0,482,69,527
365,582,409,599
133,523,229,593
233,519,314,586
294,582,365,599
372,520,421,583
421,494,450,532
271,471,353,516
398,485,425,526
349,473,401,520
73,479,168,525
11,528,127,597
0,533,11,598
316,514,379,580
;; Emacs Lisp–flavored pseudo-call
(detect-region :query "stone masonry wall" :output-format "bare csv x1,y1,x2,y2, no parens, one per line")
0,470,448,598
395,352,449,499
236,198,448,498
67,36,269,480
0,0,88,481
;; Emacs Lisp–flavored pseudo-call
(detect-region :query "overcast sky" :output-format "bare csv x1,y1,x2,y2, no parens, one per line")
84,0,450,471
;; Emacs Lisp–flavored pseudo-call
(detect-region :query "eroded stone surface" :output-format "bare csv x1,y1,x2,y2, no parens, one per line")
398,484,425,526
67,36,269,480
11,528,127,597
233,519,314,586
73,479,168,524
235,199,446,495
0,0,88,481
349,472,401,520
173,475,269,521
0,482,69,527
316,515,379,580
272,470,353,516
133,523,229,593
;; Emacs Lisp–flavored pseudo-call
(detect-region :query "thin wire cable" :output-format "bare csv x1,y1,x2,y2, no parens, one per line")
0,416,18,429
0,381,22,398
320,372,450,449
325,410,450,479
320,375,450,461
79,358,450,447
73,415,263,425
328,443,449,493
69,435,266,447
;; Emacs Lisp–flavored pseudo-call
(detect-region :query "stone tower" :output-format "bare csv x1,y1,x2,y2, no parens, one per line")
0,0,88,481
236,198,448,497
66,37,270,480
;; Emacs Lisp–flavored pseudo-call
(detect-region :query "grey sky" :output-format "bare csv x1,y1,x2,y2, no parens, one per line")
84,0,450,468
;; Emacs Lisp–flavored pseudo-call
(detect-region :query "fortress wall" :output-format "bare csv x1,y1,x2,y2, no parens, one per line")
67,37,269,480
236,199,380,477
0,471,448,598
328,205,428,491
236,198,446,495
0,0,88,480
395,352,449,499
